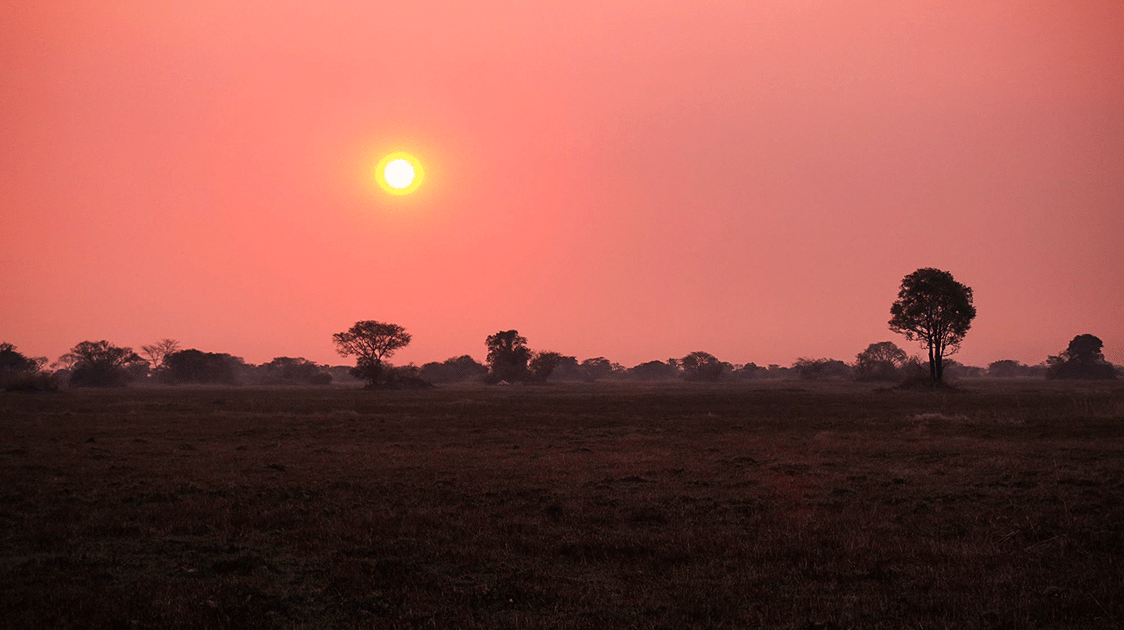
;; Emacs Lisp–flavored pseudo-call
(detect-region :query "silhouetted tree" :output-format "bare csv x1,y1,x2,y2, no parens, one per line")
1046,334,1116,380
140,339,180,377
854,341,908,382
681,351,724,382
528,351,565,383
889,268,976,384
485,330,531,384
161,349,240,384
580,357,615,382
0,343,53,391
63,340,147,387
333,321,412,388
1,343,41,377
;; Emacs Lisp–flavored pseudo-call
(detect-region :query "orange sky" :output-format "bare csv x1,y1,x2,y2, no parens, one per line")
3,0,1123,368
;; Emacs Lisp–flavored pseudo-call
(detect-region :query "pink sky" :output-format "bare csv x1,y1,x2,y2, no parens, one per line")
3,1,1122,369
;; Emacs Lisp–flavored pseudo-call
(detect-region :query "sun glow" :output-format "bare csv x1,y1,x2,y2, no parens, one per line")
376,152,424,195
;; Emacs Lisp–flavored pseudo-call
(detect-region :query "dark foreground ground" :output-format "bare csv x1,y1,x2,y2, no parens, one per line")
1,381,1122,629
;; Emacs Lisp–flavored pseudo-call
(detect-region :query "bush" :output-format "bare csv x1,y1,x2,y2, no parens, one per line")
3,372,58,392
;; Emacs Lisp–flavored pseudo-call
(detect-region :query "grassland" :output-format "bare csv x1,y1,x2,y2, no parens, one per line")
1,380,1122,629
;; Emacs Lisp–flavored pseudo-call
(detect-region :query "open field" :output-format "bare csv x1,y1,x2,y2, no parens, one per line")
1,381,1122,629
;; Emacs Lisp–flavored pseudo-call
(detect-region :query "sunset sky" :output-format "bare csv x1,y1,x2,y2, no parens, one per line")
3,1,1122,369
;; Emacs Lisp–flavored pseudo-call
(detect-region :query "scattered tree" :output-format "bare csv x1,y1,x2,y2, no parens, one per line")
485,330,531,384
140,339,180,376
0,343,53,391
854,341,908,382
580,357,615,382
62,340,147,387
889,268,976,384
333,321,412,388
680,351,724,382
528,351,565,383
1,343,42,377
1046,334,1116,380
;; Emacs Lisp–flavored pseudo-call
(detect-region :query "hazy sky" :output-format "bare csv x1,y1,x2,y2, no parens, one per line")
3,0,1122,368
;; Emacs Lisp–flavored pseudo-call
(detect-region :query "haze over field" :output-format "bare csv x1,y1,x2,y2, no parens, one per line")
3,1,1122,367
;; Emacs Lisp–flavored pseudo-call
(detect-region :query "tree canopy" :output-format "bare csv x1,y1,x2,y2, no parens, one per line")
161,349,240,385
63,340,147,387
680,351,725,382
889,268,976,383
485,330,531,383
333,321,412,388
1046,334,1116,380
854,341,908,382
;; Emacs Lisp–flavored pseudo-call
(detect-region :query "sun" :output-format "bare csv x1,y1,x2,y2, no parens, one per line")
376,152,424,195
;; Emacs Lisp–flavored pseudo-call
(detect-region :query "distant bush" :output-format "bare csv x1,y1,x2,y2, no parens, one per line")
3,371,58,392
419,355,488,383
259,357,332,385
987,359,1035,378
626,360,680,381
943,360,984,379
792,357,852,380
161,349,240,385
382,364,433,389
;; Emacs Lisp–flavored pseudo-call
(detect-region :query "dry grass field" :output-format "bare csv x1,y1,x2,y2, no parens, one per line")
1,381,1122,629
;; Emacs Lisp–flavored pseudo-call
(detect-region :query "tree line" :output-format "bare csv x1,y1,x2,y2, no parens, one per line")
1,268,1118,391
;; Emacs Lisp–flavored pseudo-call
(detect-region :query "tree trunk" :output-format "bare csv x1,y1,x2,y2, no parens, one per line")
928,344,936,382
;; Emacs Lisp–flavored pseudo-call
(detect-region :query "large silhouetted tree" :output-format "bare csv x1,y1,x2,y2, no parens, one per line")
63,340,147,387
485,330,531,383
1046,334,1116,380
333,321,412,388
888,268,976,384
854,341,908,382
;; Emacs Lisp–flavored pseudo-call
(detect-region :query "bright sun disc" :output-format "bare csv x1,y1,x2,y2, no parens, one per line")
376,152,424,195
385,159,414,189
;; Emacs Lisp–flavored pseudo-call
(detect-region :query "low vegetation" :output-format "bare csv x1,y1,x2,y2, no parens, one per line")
2,381,1122,629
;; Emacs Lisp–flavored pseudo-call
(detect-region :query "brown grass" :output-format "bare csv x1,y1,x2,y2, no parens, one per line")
1,381,1122,629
